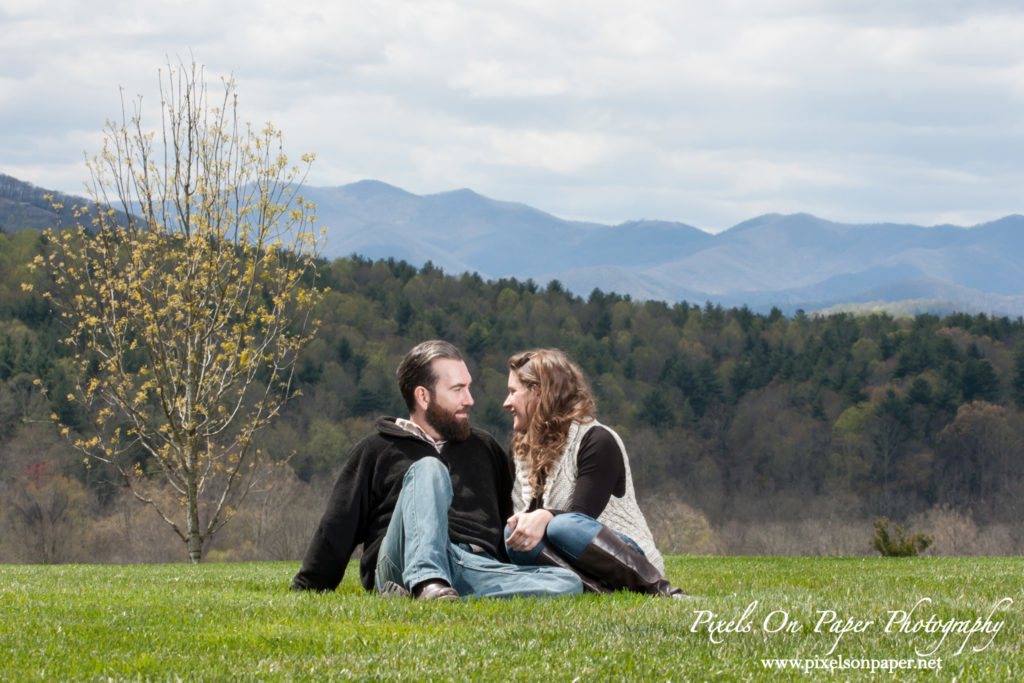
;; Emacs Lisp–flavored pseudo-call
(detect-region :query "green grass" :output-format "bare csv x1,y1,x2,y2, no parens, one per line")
1,557,1021,681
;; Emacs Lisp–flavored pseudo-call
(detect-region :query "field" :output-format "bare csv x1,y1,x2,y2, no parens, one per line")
1,557,1020,681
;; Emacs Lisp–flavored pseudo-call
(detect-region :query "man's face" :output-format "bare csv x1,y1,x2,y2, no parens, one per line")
423,358,474,442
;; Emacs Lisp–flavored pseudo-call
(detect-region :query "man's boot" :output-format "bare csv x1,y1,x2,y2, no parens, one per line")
572,527,687,598
534,543,611,594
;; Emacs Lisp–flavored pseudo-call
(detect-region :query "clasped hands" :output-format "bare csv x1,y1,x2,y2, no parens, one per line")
505,509,553,552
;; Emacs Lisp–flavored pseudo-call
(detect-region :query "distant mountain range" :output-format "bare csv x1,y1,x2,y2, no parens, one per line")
305,180,1024,316
0,173,88,231
4,173,1024,316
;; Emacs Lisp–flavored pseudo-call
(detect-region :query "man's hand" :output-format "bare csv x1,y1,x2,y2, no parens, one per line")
505,509,554,552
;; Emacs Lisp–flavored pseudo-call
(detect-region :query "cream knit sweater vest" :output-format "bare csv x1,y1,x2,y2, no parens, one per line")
512,418,664,574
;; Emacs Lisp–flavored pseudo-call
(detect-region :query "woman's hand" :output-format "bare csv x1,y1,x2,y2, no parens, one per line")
505,509,554,552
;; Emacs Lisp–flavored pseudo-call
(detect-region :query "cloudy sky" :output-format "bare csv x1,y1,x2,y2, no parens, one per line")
3,0,1024,232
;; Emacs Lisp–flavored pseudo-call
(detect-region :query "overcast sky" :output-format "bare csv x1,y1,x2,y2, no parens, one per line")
3,0,1024,233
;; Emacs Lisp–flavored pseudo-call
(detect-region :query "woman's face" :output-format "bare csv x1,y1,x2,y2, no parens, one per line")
503,370,534,433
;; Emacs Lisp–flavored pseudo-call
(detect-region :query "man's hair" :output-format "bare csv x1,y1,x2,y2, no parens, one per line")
508,348,596,494
397,340,464,411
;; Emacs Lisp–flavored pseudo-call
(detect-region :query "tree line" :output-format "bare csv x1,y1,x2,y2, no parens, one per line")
3,228,1024,561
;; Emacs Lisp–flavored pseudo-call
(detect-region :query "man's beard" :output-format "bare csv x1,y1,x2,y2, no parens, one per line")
425,397,471,442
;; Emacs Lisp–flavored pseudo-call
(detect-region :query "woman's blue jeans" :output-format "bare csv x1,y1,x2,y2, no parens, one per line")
505,511,643,566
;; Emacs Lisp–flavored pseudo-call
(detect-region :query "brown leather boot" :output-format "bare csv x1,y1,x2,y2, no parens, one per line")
572,527,687,598
534,543,611,594
412,579,459,600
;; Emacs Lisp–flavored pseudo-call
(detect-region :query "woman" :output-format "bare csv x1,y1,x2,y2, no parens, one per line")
502,348,685,597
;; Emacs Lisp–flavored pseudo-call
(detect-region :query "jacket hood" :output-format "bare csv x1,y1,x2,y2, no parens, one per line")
374,416,417,439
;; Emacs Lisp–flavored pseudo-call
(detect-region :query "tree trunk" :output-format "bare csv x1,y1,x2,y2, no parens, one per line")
187,530,202,564
187,476,202,564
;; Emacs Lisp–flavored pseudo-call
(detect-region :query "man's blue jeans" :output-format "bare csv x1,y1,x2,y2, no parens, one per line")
374,458,583,598
504,512,644,566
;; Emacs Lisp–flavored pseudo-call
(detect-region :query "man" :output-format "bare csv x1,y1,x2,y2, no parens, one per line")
291,340,582,599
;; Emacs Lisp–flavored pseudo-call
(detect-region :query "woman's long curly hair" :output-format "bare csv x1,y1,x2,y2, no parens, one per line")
508,348,596,496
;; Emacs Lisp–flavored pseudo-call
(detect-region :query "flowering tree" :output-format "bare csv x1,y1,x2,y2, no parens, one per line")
30,61,323,562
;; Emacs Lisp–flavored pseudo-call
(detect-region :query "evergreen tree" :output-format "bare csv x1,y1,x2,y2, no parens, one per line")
1013,339,1024,408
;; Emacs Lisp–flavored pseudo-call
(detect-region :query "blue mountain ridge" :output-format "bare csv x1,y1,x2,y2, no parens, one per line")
304,181,1024,316
3,173,1022,315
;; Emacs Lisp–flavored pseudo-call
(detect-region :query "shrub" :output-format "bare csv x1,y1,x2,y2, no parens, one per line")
871,517,933,557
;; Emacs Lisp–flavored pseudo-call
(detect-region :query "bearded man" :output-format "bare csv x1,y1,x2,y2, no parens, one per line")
290,340,582,599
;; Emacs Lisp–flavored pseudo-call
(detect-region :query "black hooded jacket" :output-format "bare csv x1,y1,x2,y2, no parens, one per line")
291,417,514,592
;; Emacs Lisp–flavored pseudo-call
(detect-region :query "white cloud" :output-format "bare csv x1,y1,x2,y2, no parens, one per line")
2,0,1024,232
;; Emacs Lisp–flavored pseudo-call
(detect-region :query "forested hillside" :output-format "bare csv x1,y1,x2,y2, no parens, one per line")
2,229,1023,562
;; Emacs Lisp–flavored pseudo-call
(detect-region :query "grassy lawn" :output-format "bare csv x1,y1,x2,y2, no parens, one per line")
1,556,1021,681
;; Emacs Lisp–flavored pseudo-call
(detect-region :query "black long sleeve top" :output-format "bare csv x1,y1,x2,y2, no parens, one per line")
528,425,626,518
